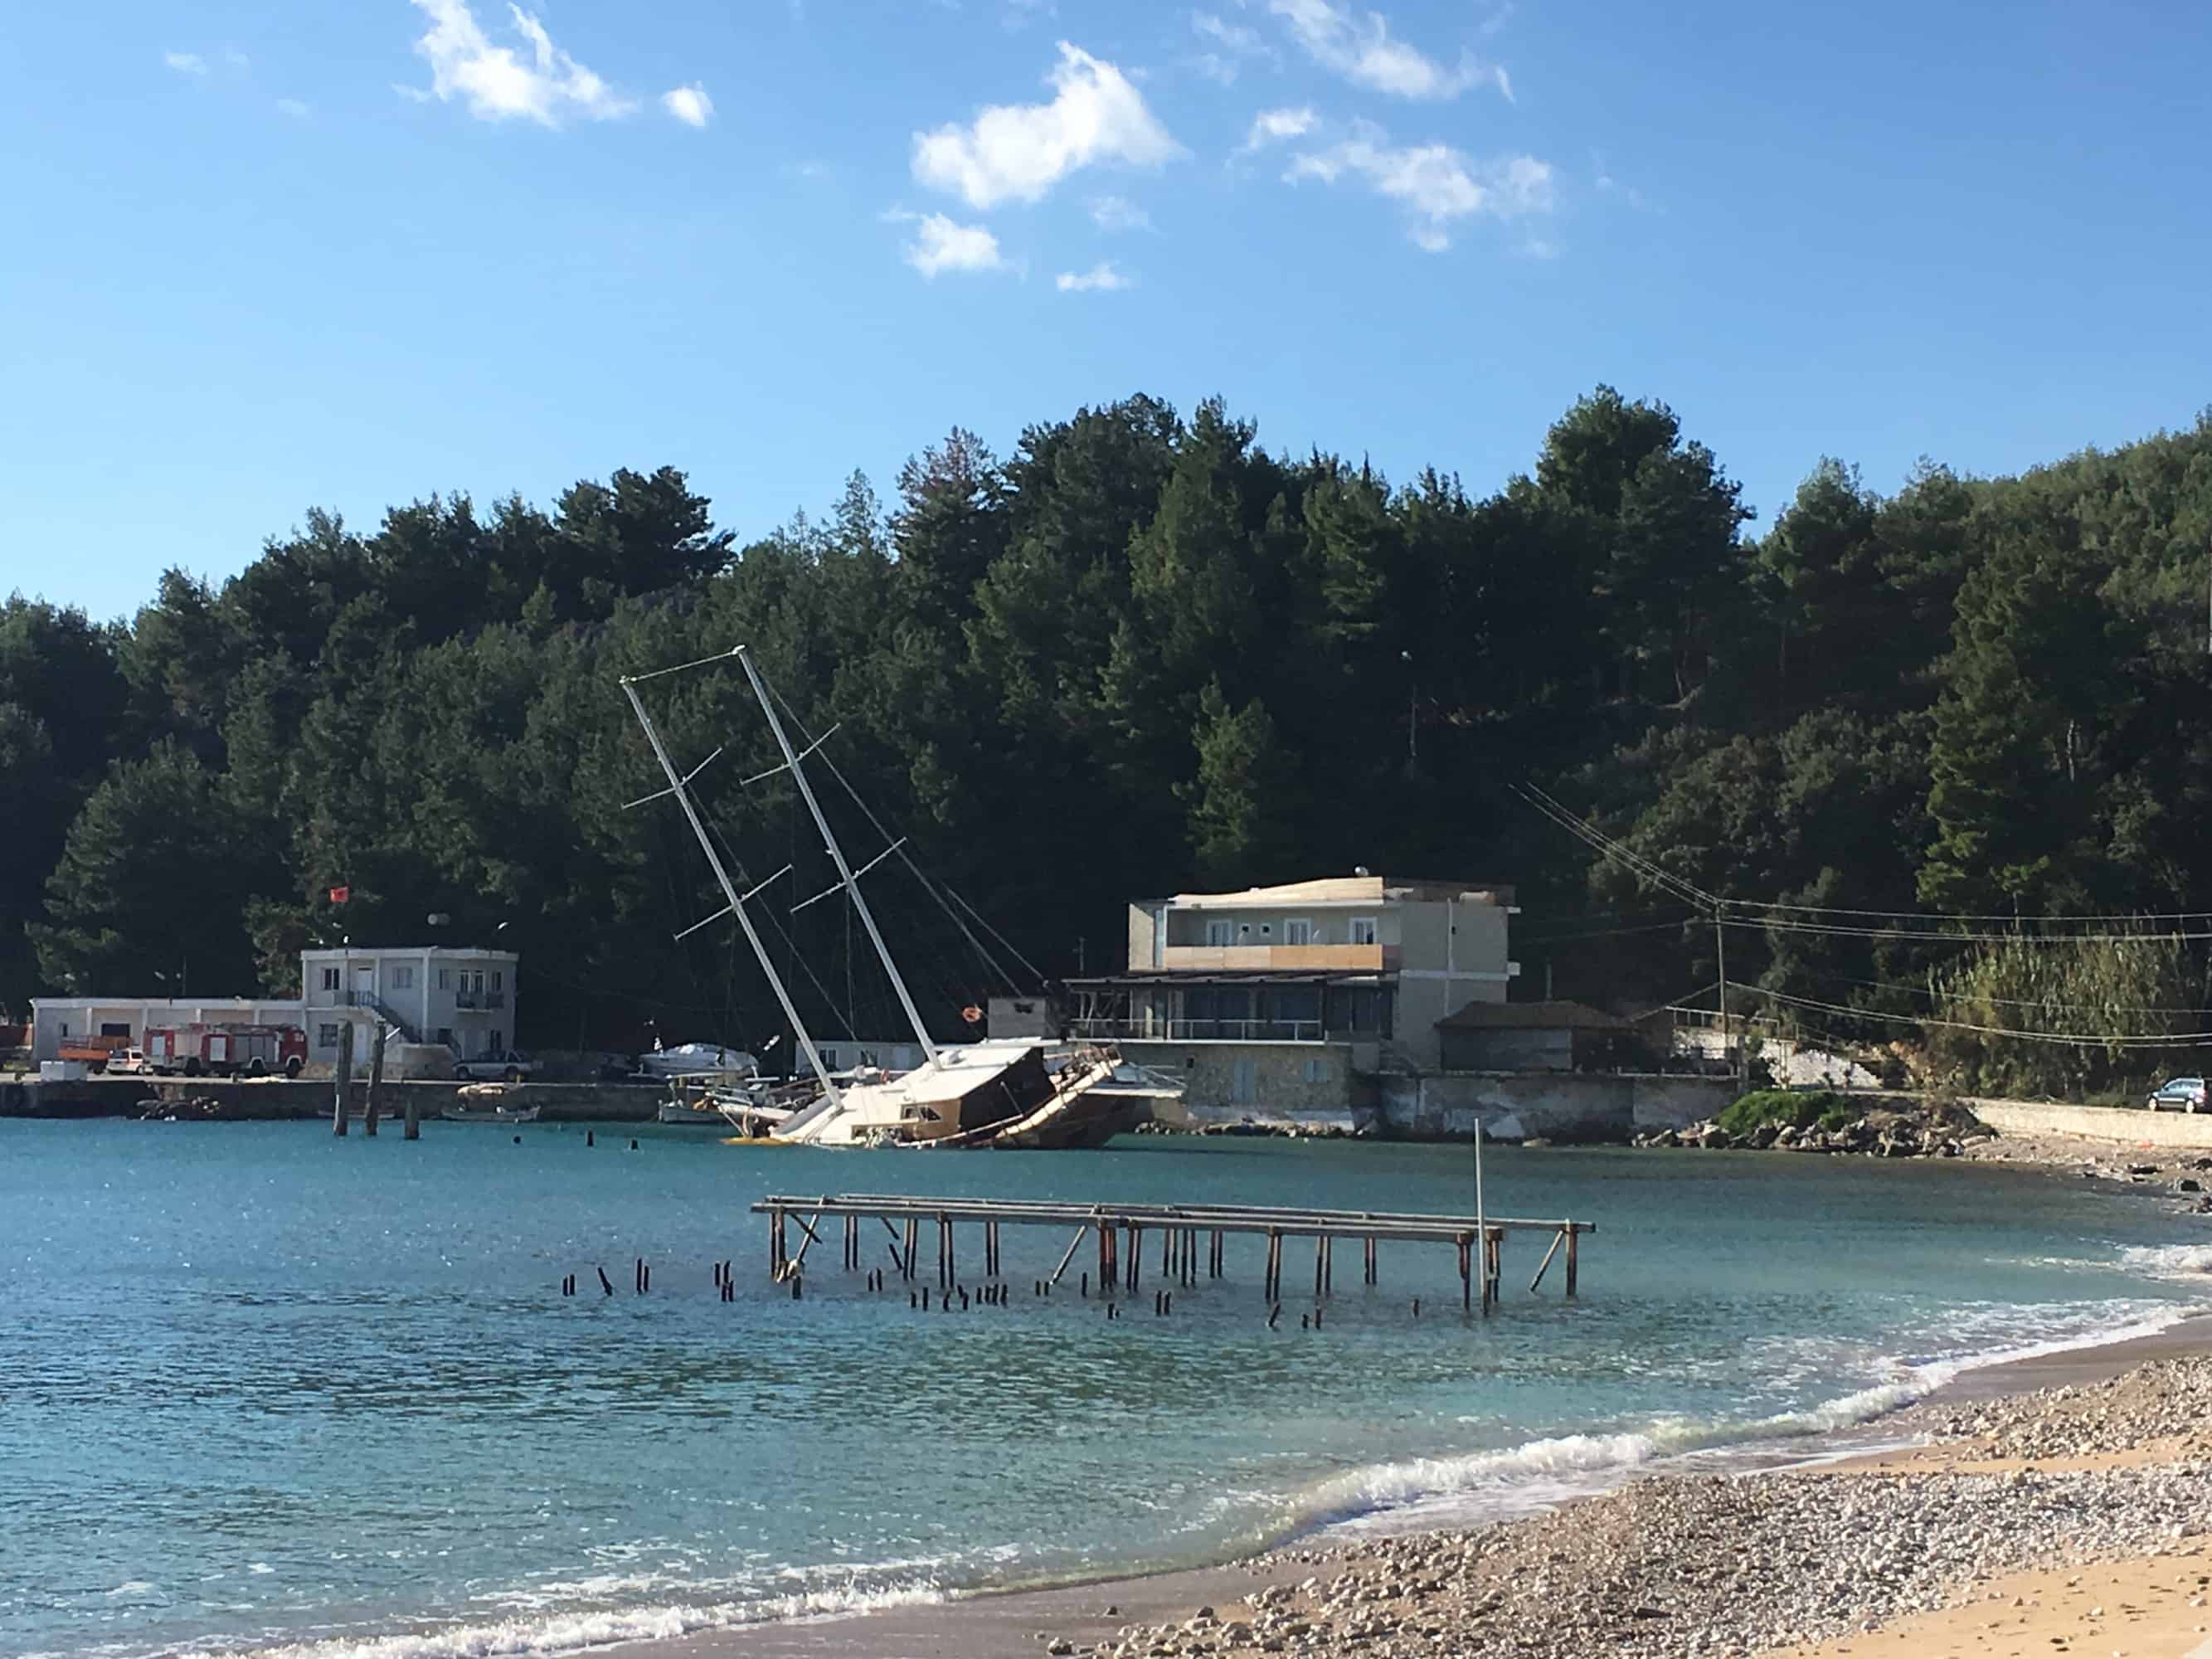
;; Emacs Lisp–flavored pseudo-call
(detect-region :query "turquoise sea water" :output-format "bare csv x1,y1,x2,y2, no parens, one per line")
4,1120,2209,1659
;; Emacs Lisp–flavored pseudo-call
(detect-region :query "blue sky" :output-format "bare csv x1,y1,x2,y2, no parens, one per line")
6,0,2210,619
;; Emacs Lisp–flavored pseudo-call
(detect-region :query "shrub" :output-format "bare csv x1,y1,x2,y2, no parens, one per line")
1718,1089,1845,1136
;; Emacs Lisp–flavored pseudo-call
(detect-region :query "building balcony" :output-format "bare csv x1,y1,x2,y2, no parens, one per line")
454,991,507,1010
1070,1017,1332,1044
1158,944,1393,972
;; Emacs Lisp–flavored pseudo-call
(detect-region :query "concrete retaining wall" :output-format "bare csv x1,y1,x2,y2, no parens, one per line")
1969,1098,2212,1149
1378,1073,1733,1142
0,1078,667,1121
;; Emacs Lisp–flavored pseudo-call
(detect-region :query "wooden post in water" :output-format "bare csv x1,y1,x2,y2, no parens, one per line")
1126,1224,1141,1293
905,1217,920,1280
1565,1224,1578,1299
403,1086,421,1140
363,1024,387,1136
1457,1233,1472,1311
331,1021,354,1136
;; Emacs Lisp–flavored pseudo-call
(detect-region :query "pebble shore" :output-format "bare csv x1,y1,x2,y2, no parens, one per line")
1045,1358,2212,1659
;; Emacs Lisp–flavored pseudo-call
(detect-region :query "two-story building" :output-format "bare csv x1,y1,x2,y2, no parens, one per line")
299,946,519,1066
32,943,519,1072
1065,874,1518,1118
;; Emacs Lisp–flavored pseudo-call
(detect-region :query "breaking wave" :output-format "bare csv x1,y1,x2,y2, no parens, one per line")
171,1580,948,1659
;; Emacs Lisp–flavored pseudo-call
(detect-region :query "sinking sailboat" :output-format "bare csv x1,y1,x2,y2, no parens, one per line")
620,645,1180,1150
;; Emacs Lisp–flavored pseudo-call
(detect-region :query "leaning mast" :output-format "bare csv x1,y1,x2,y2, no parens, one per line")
618,674,844,1112
735,645,944,1069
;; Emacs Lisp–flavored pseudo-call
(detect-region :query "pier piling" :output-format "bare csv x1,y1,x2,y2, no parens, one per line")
363,1025,386,1136
331,1022,355,1136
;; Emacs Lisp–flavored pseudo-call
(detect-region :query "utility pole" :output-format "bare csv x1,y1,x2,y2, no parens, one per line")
1402,650,1417,768
1714,902,1738,1088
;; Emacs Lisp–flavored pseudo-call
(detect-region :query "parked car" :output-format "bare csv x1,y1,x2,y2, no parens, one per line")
106,1048,154,1075
2146,1076,2206,1112
454,1048,537,1082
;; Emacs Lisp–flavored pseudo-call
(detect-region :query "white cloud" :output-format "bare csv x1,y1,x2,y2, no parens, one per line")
901,212,1014,278
276,98,311,118
1192,10,1271,83
1239,105,1315,152
912,41,1183,209
661,82,712,128
1266,0,1502,101
1057,261,1130,292
164,51,209,75
406,0,636,126
1285,124,1552,250
1090,194,1150,231
224,47,251,70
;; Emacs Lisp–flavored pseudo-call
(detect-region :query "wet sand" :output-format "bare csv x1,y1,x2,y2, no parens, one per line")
605,1311,2212,1659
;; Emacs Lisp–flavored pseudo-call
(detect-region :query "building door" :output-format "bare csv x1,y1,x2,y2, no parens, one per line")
1230,1058,1258,1104
352,966,376,1005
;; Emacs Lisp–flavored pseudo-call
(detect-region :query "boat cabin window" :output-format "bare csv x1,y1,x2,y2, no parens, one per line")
1349,917,1378,946
1284,918,1314,946
1204,919,1234,947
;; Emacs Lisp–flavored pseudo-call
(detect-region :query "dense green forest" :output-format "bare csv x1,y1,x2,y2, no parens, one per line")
6,388,2212,1087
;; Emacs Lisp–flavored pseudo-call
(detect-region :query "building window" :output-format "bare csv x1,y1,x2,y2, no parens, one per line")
492,971,503,990
490,1030,503,1053
1303,1058,1329,1084
1230,1058,1258,1104
391,966,415,990
1205,919,1234,947
820,1048,840,1070
1284,918,1314,946
436,1027,454,1048
1349,917,1378,946
101,1022,131,1039
437,968,452,991
320,967,341,990
318,1024,341,1048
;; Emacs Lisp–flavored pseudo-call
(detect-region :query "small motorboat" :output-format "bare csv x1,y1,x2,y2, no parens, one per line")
655,1097,727,1126
442,1085,541,1124
440,1102,542,1123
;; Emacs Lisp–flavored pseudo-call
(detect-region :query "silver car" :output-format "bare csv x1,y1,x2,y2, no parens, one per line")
2146,1076,2206,1112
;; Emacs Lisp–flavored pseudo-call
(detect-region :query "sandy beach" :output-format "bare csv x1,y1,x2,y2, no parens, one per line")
615,1136,2212,1659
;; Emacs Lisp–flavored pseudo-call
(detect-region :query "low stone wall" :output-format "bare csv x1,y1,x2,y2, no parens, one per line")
0,1078,667,1121
1378,1073,1733,1142
1968,1098,2212,1150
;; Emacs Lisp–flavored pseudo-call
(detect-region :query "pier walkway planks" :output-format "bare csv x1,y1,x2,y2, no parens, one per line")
750,1192,1595,1311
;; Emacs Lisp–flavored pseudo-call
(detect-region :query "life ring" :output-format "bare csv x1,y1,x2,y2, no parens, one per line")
960,1005,984,1024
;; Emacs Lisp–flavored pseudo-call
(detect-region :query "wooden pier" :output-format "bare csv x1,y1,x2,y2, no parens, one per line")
750,1193,1595,1313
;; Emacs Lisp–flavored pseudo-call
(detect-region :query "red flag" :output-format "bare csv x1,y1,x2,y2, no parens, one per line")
328,884,351,904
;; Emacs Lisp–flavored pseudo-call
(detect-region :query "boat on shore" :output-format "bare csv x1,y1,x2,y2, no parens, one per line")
620,644,1183,1152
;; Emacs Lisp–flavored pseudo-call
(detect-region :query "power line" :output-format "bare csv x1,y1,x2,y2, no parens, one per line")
1737,916,2212,945
1742,984,2212,1047
1733,897,2212,925
1788,967,2210,1017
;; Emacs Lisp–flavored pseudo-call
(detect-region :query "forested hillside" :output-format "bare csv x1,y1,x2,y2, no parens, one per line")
6,388,2211,1081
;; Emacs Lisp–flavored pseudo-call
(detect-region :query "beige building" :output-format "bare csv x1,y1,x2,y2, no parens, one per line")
1067,874,1519,1116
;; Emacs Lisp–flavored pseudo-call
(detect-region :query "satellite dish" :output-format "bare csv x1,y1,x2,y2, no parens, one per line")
426,912,452,927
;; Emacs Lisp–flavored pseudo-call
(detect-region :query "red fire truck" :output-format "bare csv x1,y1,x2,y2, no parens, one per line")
143,1024,309,1078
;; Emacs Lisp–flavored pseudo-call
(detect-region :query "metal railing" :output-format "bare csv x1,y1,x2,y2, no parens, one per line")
1068,1017,1330,1044
455,990,504,1010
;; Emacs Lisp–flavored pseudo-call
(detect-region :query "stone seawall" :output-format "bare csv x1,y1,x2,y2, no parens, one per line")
0,1078,667,1121
1378,1073,1735,1142
1967,1098,2212,1149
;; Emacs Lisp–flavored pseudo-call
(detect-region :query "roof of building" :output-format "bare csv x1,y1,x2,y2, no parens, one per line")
1435,999,1631,1033
1152,875,1514,909
299,945,518,961
1065,971,1393,988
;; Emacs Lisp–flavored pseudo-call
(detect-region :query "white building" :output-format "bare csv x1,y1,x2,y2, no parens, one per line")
31,944,519,1069
299,946,519,1064
32,997,313,1063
